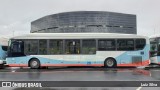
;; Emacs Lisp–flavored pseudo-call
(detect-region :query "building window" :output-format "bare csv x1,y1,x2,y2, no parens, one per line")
86,25,103,27
82,39,96,54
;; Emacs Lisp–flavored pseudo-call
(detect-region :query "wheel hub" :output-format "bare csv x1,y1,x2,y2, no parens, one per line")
107,59,114,66
32,61,38,67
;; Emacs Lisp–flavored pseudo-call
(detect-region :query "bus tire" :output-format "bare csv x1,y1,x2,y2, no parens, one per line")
29,59,40,69
104,58,117,68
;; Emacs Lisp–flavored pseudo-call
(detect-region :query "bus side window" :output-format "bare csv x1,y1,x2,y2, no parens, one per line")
49,40,63,54
82,40,96,54
24,40,38,55
135,39,145,50
39,40,47,55
65,40,80,54
117,39,134,51
28,44,31,52
98,39,116,51
127,40,134,50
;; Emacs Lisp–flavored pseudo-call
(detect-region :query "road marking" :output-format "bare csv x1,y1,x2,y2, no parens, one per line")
136,87,142,90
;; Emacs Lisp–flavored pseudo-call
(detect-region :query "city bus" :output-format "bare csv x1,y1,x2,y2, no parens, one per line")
0,38,8,65
150,35,160,64
6,33,150,69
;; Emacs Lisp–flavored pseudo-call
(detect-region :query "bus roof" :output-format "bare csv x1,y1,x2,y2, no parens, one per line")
150,34,160,38
10,33,148,39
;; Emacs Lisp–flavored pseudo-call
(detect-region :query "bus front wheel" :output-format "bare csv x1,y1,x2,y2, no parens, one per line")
104,58,117,68
29,59,40,69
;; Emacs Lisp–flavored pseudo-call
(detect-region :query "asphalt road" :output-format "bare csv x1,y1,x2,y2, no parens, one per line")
0,67,160,90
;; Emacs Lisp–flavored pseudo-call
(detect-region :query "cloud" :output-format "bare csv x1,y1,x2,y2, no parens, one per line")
0,0,160,37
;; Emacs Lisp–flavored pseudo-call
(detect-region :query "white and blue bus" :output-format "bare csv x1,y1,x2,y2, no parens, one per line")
0,38,8,64
150,35,160,64
6,33,150,69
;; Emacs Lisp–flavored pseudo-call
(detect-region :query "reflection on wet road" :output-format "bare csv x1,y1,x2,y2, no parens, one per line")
0,67,160,81
0,67,160,90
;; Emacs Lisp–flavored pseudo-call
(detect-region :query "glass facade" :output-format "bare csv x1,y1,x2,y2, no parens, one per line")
31,11,137,34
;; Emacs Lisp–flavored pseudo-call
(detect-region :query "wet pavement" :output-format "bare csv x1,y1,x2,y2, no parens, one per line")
0,67,160,90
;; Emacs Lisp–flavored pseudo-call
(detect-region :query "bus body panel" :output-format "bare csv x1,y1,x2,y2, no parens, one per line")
6,45,150,67
6,33,150,67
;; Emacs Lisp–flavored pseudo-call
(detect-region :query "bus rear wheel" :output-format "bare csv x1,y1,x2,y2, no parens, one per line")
104,58,117,68
29,59,40,69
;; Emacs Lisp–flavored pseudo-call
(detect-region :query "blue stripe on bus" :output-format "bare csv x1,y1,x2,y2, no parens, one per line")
157,56,160,63
6,56,103,65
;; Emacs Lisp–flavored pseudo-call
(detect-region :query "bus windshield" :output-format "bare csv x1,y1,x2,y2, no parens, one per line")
150,41,157,51
158,38,160,55
150,38,159,57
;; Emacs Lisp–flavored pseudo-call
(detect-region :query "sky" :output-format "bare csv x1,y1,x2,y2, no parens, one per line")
0,0,160,38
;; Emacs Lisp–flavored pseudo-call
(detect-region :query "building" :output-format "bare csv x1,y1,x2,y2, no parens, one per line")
31,11,137,34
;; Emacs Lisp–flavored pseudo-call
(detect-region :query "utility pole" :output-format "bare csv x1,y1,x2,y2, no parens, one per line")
13,30,15,37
